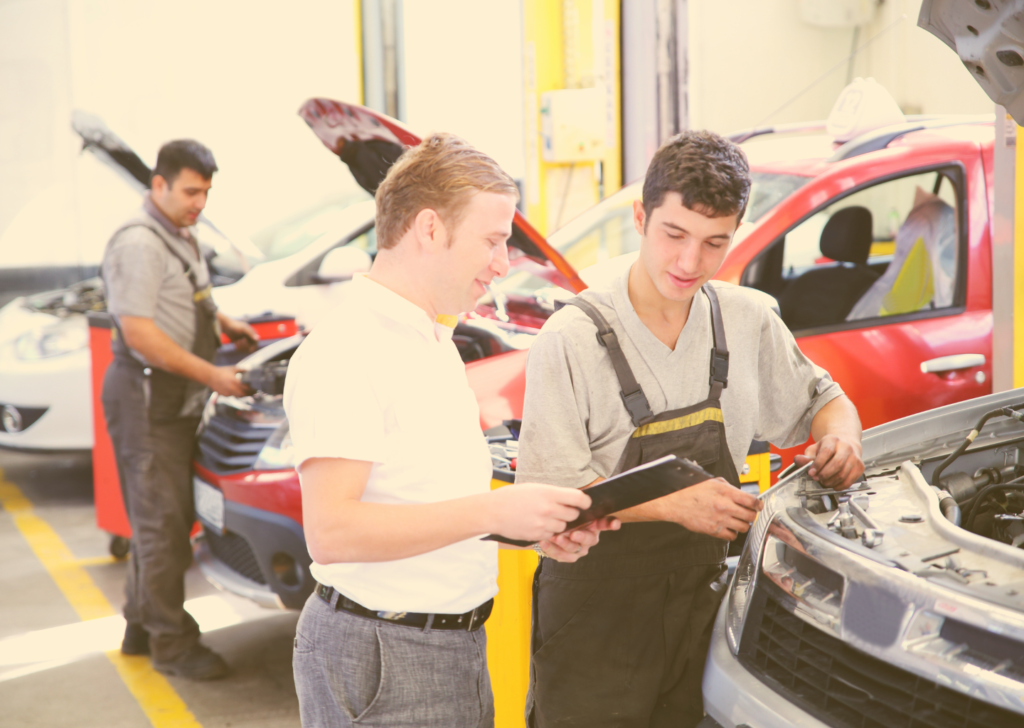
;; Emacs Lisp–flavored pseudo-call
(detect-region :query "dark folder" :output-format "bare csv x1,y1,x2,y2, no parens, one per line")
483,455,714,547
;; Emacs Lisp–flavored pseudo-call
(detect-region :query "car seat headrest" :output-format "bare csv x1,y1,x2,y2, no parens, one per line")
820,206,873,265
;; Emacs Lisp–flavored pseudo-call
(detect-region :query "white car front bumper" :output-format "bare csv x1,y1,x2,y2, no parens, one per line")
0,345,92,451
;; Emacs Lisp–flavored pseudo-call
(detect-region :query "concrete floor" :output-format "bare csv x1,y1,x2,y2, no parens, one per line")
0,448,301,727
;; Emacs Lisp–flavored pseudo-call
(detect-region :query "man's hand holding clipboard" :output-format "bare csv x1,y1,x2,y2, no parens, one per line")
485,455,724,548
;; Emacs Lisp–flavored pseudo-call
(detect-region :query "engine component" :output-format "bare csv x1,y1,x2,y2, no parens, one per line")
963,482,1024,533
932,406,1024,487
937,471,978,502
239,361,289,396
931,486,962,526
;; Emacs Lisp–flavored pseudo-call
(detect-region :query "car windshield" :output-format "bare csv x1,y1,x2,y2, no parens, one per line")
489,170,810,300
247,190,373,263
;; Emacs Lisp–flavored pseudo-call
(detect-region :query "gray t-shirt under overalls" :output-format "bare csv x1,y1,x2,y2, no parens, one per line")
516,269,845,727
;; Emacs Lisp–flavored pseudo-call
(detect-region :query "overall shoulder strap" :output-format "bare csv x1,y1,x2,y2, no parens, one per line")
561,298,654,427
702,284,729,400
110,222,204,295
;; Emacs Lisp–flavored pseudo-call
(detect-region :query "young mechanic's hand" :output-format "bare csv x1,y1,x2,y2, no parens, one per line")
656,478,762,542
207,365,254,398
489,484,592,543
794,434,864,491
538,517,620,563
221,317,260,354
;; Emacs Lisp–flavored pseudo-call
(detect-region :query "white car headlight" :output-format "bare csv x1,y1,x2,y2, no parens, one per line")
253,421,294,471
13,316,88,360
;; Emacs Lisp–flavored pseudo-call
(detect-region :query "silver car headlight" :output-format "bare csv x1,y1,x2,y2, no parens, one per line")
13,316,88,360
253,421,294,471
725,483,785,655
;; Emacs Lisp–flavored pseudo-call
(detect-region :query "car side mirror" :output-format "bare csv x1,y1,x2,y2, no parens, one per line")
314,247,372,284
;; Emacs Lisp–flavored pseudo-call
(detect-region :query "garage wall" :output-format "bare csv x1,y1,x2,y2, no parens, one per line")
688,0,993,136
0,0,77,271
401,0,526,183
0,0,363,272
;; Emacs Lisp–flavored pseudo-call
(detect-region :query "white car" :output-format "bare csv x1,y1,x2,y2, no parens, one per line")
0,113,374,452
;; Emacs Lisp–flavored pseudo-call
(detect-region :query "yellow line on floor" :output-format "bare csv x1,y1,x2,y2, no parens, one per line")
73,555,120,568
0,471,202,728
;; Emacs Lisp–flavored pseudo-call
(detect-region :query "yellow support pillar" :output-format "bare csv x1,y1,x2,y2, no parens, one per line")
1016,124,1024,388
487,477,539,728
522,0,622,236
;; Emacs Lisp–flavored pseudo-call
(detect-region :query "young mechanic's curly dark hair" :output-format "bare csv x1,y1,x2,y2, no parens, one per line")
152,139,219,187
642,130,750,223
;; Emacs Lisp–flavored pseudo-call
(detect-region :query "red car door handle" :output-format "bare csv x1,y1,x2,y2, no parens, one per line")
920,354,986,374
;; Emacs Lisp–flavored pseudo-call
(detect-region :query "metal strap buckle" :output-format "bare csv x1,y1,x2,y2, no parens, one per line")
709,348,729,389
621,389,654,426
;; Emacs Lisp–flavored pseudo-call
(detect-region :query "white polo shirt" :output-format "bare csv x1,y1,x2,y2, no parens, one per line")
283,274,497,613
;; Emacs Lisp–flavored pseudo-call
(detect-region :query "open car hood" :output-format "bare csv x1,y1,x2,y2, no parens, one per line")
298,98,585,294
919,0,1024,125
71,111,153,193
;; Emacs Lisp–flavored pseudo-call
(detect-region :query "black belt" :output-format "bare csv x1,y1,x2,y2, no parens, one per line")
315,583,493,632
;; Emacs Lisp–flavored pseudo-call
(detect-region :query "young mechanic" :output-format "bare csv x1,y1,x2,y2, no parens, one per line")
283,133,618,728
516,131,865,728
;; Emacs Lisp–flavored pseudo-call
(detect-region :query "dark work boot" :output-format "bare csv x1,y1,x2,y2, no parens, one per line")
152,643,229,681
121,623,150,656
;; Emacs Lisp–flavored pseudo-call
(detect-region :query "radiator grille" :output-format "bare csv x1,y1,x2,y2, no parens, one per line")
203,527,266,585
196,412,275,473
739,587,1022,728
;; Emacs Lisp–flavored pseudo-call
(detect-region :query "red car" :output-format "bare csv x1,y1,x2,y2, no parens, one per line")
191,100,995,609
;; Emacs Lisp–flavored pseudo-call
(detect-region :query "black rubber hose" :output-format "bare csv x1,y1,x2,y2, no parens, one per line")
963,481,1024,532
955,477,1014,515
932,407,1024,487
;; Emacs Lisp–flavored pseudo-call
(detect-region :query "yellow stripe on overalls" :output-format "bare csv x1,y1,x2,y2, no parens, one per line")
631,407,724,438
193,285,213,303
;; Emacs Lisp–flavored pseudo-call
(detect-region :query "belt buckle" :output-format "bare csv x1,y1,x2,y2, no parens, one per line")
466,605,480,631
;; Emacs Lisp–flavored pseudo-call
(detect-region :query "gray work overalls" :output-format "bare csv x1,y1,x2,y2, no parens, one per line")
101,221,220,661
529,285,737,728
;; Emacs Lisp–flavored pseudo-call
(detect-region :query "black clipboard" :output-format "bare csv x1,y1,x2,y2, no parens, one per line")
483,455,714,547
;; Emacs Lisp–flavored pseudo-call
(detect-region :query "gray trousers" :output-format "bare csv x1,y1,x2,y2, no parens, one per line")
102,358,201,661
293,591,495,728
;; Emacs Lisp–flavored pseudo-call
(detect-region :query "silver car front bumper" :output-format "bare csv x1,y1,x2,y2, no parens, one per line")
702,604,828,728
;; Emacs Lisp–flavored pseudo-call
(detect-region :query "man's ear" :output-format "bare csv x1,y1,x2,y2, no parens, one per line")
151,174,168,197
411,208,448,254
632,199,646,237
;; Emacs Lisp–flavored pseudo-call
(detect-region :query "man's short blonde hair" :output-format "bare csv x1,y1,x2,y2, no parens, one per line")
375,132,520,250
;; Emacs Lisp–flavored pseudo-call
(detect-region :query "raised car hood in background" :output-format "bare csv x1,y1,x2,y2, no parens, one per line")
71,110,152,193
298,98,586,294
919,0,1024,124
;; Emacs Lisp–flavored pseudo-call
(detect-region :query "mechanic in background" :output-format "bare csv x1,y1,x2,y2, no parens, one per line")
283,133,618,728
517,131,864,727
101,140,258,680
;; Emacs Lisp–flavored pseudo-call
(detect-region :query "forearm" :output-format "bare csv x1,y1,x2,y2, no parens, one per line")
810,395,862,445
120,316,216,385
306,493,495,564
615,498,672,523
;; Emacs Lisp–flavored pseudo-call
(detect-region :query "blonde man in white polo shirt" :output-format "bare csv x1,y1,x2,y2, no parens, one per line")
283,133,616,728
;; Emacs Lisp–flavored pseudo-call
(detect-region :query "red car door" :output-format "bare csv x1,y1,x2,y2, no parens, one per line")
720,129,993,464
